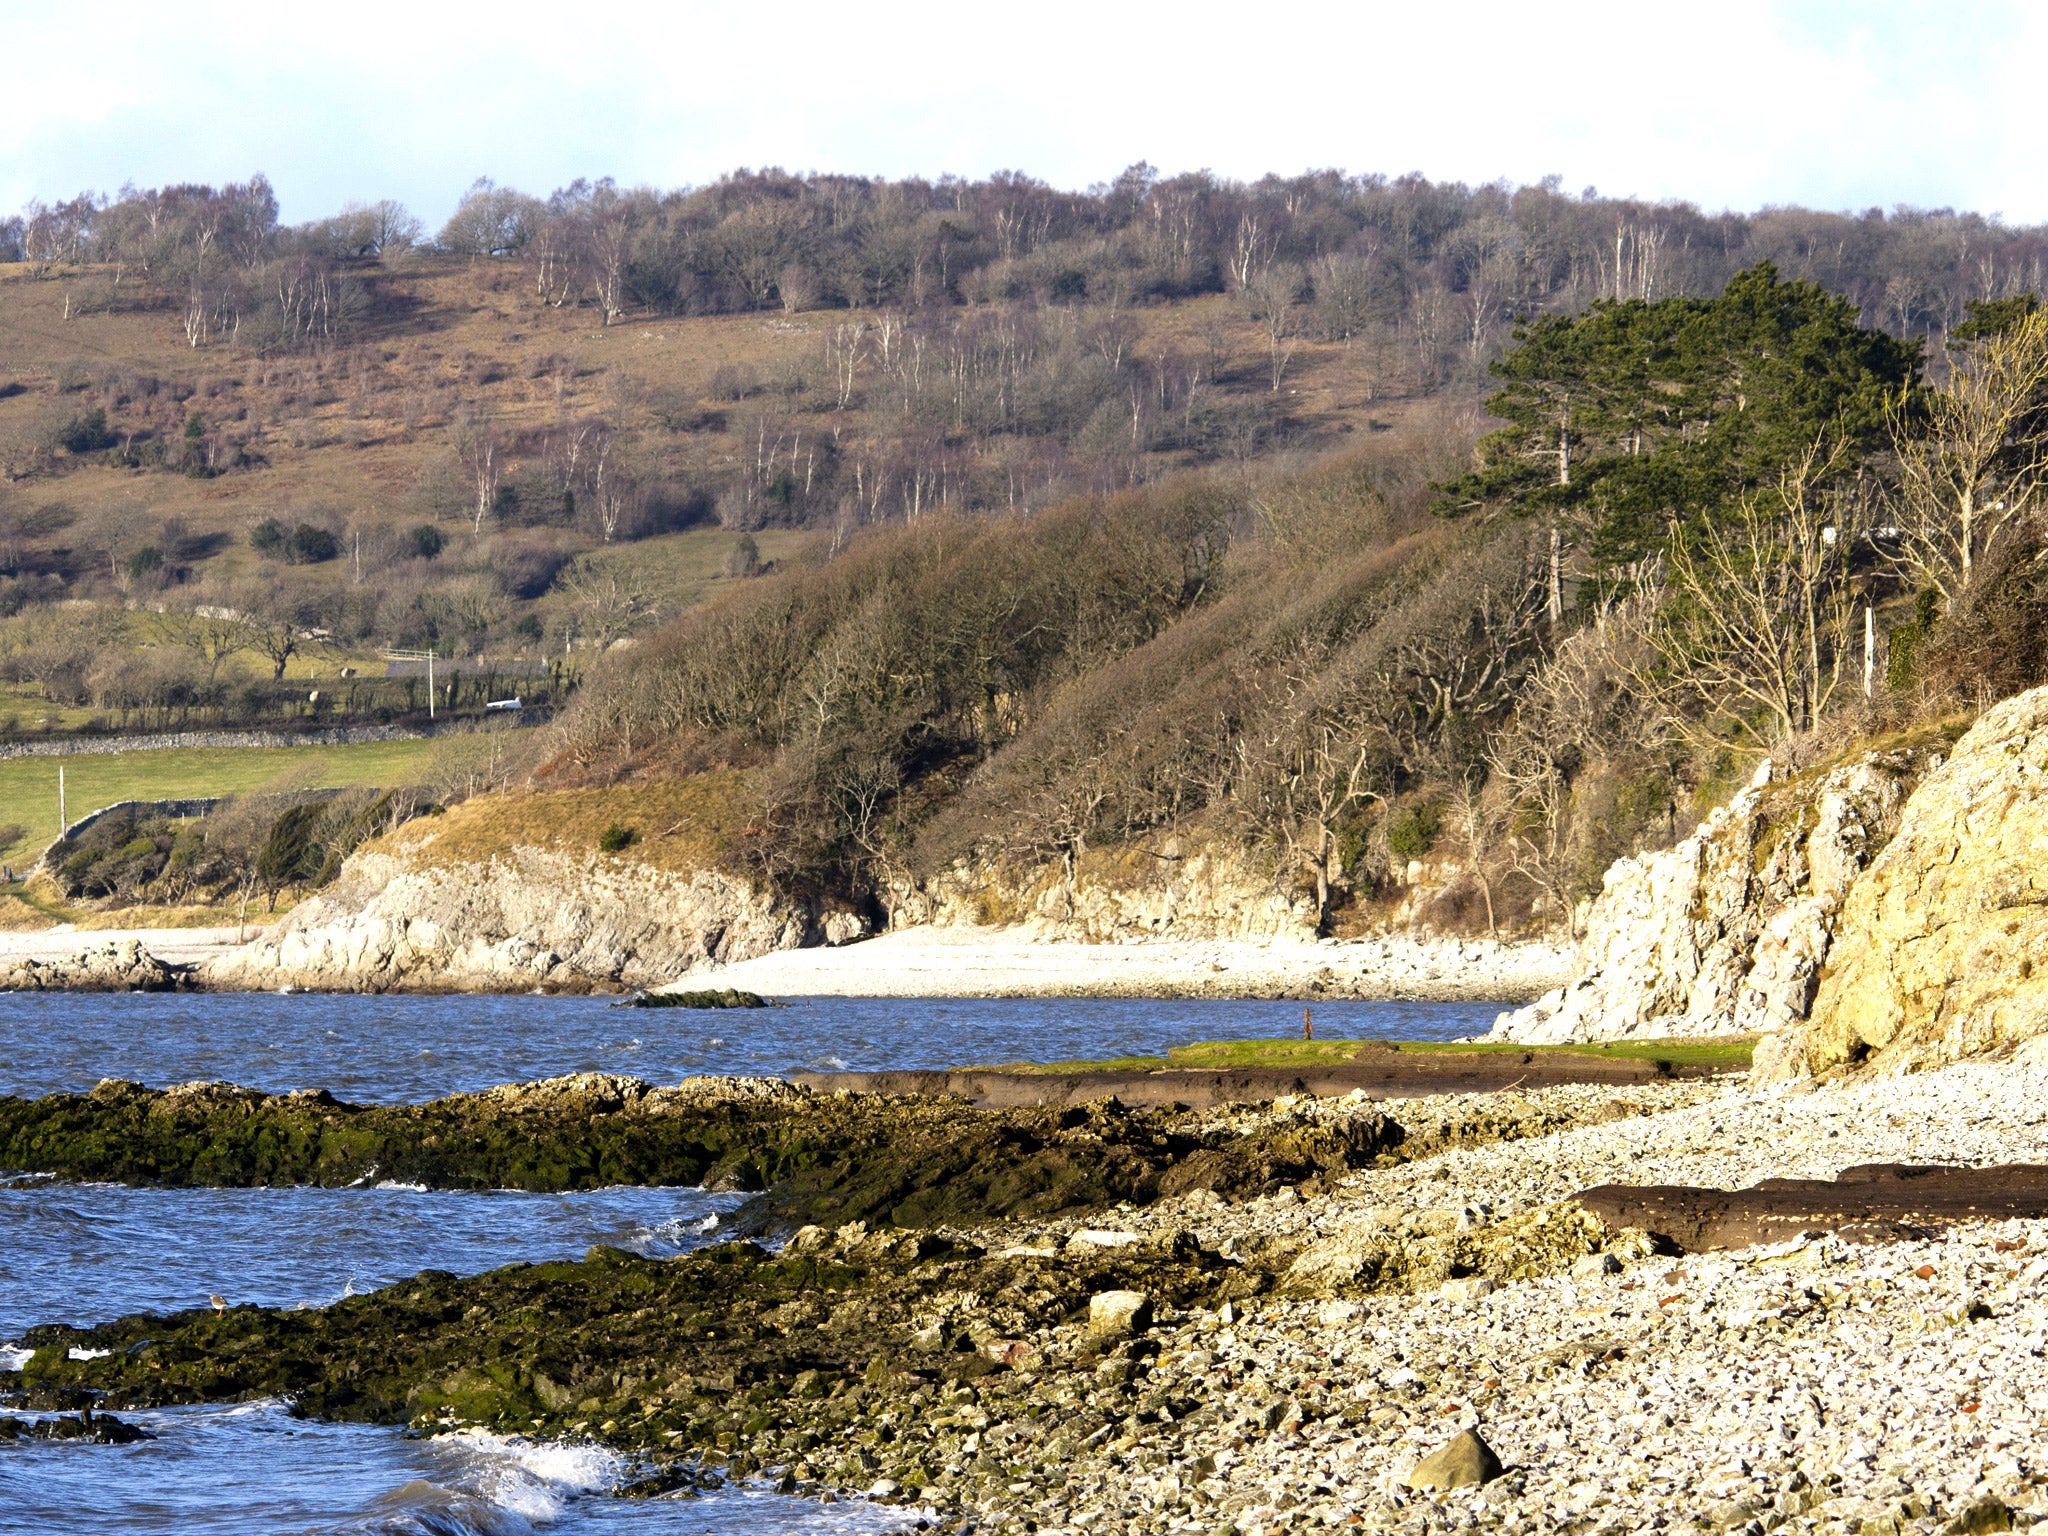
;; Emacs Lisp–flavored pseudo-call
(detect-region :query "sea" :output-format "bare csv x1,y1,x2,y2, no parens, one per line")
0,989,1500,1535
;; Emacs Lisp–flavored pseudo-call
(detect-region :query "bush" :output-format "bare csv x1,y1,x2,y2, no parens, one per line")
1386,802,1441,862
706,362,760,401
725,532,761,578
287,524,340,564
251,519,339,564
58,408,115,454
124,546,164,581
409,524,444,560
1924,535,2048,703
598,822,639,853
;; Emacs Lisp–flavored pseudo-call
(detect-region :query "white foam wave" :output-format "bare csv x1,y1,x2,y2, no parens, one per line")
0,1344,31,1371
814,1055,849,1070
66,1346,111,1360
374,1180,432,1191
429,1427,624,1528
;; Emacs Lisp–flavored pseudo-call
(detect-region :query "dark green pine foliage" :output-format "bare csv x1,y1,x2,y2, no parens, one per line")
1435,262,1921,574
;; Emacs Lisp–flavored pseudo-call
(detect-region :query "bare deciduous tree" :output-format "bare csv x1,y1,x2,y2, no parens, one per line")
1648,440,1865,746
1887,308,2048,603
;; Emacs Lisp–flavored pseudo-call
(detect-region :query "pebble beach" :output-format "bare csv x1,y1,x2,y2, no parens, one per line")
896,1061,2048,1536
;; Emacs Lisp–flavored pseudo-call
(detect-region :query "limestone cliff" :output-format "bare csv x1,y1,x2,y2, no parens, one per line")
200,778,870,992
1492,751,1927,1045
1786,689,2048,1076
905,838,1316,941
202,843,867,992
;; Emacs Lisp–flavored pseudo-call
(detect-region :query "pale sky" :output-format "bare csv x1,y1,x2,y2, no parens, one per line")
2,0,2039,227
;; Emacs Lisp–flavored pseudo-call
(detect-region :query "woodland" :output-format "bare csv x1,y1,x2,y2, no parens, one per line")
6,167,2048,931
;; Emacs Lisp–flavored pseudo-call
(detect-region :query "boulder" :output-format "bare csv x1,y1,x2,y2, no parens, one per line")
1086,1290,1153,1337
0,939,186,992
1405,1428,1503,1490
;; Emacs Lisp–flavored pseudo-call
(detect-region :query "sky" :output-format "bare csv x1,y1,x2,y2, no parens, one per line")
2,0,2041,229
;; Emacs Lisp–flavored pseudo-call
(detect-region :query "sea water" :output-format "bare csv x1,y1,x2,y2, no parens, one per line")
0,990,1493,1533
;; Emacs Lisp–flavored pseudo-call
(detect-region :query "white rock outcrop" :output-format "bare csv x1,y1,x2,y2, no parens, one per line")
202,845,855,992
1793,685,2048,1076
1492,754,1917,1044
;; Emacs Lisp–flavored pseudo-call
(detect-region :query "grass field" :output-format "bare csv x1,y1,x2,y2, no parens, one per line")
0,736,445,868
977,1035,1757,1074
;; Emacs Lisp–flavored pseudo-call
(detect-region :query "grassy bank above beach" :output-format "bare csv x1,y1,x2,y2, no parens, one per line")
977,1035,1757,1075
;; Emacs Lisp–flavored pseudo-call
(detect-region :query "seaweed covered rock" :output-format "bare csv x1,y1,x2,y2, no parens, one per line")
0,1074,1405,1231
13,1228,1241,1464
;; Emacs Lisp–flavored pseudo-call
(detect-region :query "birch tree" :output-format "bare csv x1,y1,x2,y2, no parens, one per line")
1886,303,2048,605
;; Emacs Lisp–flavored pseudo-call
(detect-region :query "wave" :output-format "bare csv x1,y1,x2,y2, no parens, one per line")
331,1426,624,1535
0,1343,31,1371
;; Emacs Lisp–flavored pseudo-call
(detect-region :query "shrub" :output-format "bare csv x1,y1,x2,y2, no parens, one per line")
409,524,444,559
724,532,761,578
1926,538,2048,703
706,362,760,401
287,524,340,564
252,519,340,564
58,408,115,454
1386,802,1441,862
598,822,638,853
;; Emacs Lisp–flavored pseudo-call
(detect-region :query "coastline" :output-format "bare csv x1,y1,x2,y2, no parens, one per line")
699,926,1571,1002
23,1059,2048,1534
0,921,1572,1000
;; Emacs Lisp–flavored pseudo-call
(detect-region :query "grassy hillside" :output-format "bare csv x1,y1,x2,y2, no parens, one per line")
0,737,445,868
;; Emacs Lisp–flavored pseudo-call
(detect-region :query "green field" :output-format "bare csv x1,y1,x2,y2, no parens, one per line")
974,1035,1757,1074
0,737,446,869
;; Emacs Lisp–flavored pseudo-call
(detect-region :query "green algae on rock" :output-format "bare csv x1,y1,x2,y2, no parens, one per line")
13,1226,1245,1474
0,1073,1405,1231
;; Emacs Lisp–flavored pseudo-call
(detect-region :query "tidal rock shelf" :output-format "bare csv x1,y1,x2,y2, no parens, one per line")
0,1073,1431,1230
794,1043,1735,1110
15,1063,2048,1534
1579,1162,2048,1252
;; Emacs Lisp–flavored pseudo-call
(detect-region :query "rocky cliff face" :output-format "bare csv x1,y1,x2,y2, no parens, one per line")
202,845,864,993
1492,752,1925,1045
905,838,1316,942
1782,690,2048,1077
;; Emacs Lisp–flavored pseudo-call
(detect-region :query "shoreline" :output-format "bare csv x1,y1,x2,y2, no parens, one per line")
18,1060,2048,1533
0,922,1571,1001
699,926,1571,1002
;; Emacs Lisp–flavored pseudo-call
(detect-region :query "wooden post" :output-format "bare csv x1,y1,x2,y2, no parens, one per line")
58,764,65,833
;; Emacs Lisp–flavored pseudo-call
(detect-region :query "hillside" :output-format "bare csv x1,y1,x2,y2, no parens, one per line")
13,168,2048,976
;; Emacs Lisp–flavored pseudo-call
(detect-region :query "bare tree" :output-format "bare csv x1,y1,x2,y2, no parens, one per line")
1649,440,1865,746
1238,263,1304,392
453,410,502,534
1887,308,2048,604
556,559,656,649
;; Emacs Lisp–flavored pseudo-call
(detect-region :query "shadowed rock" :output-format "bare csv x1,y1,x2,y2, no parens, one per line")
1574,1163,2048,1252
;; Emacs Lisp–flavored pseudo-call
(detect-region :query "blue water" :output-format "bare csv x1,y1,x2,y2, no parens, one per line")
0,990,1501,1103
0,990,1489,1533
0,1175,745,1337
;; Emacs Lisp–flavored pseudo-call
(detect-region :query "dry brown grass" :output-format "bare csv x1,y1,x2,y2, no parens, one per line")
381,769,752,875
